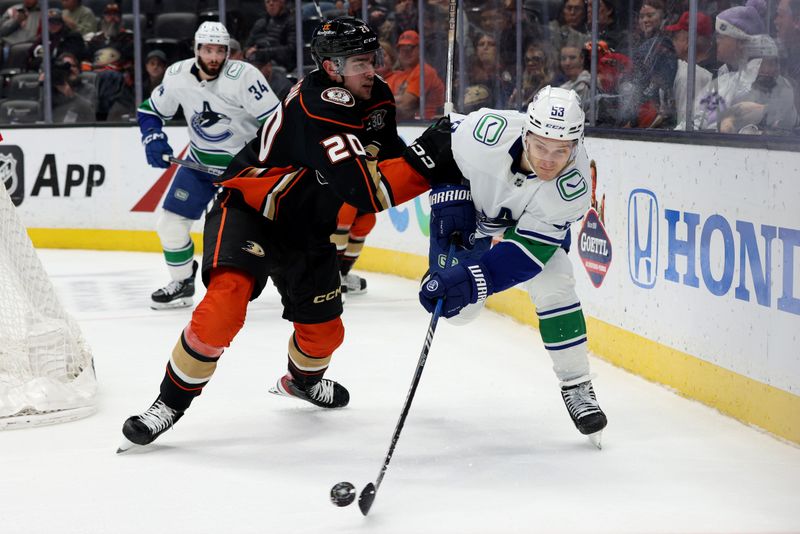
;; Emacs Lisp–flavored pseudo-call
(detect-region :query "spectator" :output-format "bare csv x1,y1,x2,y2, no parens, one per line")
477,4,516,58
143,49,166,99
244,0,296,71
586,0,624,52
28,9,87,70
692,0,787,130
548,0,589,53
508,41,555,109
385,30,445,119
88,4,135,120
51,59,94,123
60,0,97,38
718,52,798,134
378,0,417,45
466,32,515,109
666,11,714,129
585,39,633,125
57,51,96,110
619,0,677,128
246,47,292,100
559,41,590,104
229,38,244,60
420,3,449,79
376,39,396,79
636,0,666,44
87,3,134,64
0,0,41,48
774,0,800,114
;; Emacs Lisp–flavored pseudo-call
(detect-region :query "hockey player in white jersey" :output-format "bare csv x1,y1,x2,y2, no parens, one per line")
138,22,280,309
417,86,608,446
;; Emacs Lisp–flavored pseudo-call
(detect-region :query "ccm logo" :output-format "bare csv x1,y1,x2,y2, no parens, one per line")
313,287,342,303
410,144,435,169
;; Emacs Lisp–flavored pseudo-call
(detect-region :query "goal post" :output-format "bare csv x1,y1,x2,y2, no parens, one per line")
0,183,97,429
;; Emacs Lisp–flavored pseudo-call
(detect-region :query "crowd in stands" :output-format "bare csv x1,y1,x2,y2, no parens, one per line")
0,0,798,135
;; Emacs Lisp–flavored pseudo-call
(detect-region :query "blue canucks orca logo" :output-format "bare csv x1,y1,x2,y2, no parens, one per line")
190,101,233,143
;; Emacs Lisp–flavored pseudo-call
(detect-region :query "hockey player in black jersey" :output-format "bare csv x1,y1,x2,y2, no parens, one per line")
119,16,458,451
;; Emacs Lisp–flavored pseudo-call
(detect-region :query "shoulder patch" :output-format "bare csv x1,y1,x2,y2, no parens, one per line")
224,61,244,79
472,113,508,146
321,87,355,107
556,169,588,201
167,62,183,76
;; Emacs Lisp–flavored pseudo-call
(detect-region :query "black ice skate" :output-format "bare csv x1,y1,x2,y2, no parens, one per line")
117,397,184,453
561,379,607,449
341,273,367,296
270,373,350,408
150,260,198,310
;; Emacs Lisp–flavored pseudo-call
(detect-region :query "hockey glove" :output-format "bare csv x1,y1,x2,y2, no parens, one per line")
142,129,173,168
403,117,464,186
419,262,493,319
428,184,477,271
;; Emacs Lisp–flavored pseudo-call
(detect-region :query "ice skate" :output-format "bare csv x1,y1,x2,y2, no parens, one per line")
269,373,350,408
341,273,367,296
561,379,607,449
117,397,184,453
150,260,198,310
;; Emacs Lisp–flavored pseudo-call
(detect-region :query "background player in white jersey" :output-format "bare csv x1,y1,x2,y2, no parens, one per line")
138,21,280,310
418,86,608,445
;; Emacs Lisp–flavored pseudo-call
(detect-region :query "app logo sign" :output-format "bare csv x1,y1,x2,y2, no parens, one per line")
0,145,24,206
628,188,658,289
578,208,612,287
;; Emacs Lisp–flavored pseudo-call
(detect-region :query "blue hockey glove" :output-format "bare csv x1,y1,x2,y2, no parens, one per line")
419,262,493,318
142,129,173,168
428,184,477,272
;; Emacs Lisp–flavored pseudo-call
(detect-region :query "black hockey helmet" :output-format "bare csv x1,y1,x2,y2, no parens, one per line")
311,16,381,71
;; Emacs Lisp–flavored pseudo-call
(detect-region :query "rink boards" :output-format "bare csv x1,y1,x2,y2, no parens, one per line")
2,125,798,444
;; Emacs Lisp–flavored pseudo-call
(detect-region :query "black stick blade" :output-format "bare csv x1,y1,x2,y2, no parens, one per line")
358,483,377,516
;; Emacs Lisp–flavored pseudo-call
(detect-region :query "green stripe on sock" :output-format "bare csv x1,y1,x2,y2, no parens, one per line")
163,242,194,266
538,310,587,344
503,228,559,265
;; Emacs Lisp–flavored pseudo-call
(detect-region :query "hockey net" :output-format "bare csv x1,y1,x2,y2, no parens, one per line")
0,183,96,429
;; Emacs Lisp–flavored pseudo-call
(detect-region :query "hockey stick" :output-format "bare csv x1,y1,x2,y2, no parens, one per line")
443,0,457,115
311,0,324,18
162,155,224,176
355,241,457,516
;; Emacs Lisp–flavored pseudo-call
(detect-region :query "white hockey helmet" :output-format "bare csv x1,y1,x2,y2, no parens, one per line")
195,21,230,54
524,86,585,141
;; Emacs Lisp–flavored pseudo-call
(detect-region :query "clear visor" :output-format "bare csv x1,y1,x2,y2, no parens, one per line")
525,133,577,164
332,50,384,76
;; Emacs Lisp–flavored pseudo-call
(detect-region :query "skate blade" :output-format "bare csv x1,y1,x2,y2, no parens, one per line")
588,431,603,450
150,298,193,310
116,436,138,454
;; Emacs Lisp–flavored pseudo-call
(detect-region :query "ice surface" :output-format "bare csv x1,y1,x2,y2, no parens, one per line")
1,250,798,534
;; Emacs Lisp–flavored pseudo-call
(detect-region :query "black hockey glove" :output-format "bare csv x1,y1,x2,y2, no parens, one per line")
402,117,464,186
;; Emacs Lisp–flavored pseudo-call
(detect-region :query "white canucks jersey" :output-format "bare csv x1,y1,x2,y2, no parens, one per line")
451,108,590,249
139,59,280,169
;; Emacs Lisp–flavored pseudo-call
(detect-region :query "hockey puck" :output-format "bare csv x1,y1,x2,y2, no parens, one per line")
330,481,356,507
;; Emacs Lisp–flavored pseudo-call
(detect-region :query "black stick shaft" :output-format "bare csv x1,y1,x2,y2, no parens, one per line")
164,155,223,176
358,243,456,516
